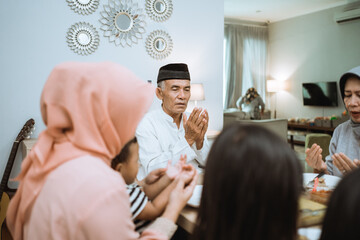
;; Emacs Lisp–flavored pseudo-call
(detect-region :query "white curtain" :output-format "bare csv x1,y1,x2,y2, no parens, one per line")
224,24,268,109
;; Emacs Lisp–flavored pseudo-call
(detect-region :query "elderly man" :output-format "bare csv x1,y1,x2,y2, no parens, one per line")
136,63,210,180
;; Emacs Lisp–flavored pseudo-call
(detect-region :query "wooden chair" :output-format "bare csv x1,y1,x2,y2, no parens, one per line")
305,133,331,173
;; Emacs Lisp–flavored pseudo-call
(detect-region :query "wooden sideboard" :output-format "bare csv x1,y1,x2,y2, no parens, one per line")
288,123,335,135
287,123,335,148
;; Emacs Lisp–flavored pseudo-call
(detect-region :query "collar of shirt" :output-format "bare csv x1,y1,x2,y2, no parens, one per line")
159,107,186,131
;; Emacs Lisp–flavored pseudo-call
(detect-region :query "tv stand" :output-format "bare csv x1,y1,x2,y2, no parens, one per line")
287,123,335,149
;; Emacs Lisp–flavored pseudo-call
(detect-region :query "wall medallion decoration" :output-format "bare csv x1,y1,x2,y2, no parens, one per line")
66,22,100,55
145,0,173,22
99,0,146,47
66,0,100,15
145,30,173,60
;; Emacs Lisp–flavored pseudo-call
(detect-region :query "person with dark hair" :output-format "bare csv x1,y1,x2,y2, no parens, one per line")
320,168,360,240
306,66,360,177
6,62,198,240
192,124,303,240
236,87,265,120
111,137,196,233
136,63,210,180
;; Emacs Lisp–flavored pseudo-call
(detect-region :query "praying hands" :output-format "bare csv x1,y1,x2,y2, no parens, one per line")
166,155,197,185
184,107,209,150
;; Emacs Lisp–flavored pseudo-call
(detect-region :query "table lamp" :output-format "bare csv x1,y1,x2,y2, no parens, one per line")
190,83,205,107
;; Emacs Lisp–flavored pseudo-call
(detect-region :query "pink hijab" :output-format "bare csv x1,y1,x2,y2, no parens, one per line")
6,62,154,240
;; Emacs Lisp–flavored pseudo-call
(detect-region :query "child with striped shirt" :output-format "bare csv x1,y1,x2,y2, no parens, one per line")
111,137,193,233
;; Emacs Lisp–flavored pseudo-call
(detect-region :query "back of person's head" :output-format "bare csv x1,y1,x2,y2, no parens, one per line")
111,137,137,170
320,168,360,240
192,123,303,240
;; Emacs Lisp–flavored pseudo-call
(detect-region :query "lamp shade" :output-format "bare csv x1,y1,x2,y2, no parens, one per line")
267,80,284,93
190,83,205,101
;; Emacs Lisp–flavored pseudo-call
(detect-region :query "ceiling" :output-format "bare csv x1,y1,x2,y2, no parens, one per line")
224,0,350,23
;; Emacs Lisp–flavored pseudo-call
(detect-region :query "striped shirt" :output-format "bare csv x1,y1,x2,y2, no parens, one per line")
127,183,152,233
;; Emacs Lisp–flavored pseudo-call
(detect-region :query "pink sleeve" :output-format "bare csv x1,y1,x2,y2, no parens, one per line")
75,187,170,240
138,229,168,240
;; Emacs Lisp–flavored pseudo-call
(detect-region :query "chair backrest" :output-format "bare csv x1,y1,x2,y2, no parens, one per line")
230,119,288,142
305,133,332,161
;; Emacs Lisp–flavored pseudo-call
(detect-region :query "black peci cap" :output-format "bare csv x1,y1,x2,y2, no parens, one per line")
157,63,191,83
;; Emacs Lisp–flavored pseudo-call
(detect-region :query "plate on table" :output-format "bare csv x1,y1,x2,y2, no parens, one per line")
303,173,341,205
187,185,203,207
303,173,340,190
298,227,322,240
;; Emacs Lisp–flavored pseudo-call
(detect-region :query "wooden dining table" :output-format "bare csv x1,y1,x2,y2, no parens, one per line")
177,176,327,234
22,139,326,234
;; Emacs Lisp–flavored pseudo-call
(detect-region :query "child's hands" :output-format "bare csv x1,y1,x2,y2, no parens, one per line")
179,164,197,186
165,155,187,180
162,173,199,222
165,154,197,185
144,168,166,185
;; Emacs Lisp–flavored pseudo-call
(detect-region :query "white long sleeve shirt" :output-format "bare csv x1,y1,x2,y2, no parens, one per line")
136,108,210,180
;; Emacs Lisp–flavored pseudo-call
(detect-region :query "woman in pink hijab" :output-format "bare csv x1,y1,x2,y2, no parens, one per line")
6,62,197,240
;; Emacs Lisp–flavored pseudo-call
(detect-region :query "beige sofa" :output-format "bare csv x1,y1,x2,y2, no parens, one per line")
223,115,288,142
224,108,271,123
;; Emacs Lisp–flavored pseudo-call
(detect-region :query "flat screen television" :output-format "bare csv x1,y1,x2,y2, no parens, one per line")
302,82,338,107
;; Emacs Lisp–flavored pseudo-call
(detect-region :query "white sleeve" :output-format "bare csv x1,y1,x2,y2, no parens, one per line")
136,119,199,180
191,134,210,166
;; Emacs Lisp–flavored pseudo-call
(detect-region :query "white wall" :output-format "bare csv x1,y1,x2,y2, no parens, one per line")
268,6,360,120
0,0,223,185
